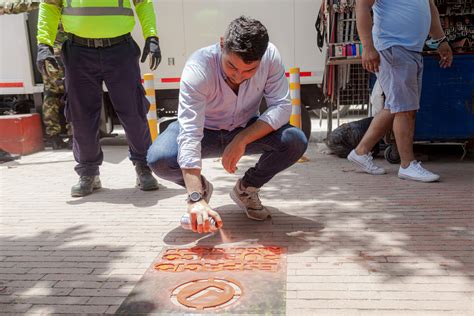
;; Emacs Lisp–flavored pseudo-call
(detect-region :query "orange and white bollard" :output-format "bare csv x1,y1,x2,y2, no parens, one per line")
143,73,158,141
289,68,302,129
289,67,309,162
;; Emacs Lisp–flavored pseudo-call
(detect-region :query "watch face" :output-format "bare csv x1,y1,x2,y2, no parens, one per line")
189,191,202,202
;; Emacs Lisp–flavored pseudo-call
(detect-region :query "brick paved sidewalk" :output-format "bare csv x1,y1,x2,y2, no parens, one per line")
1,143,473,315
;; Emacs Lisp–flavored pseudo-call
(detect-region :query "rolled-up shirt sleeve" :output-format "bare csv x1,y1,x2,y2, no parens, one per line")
258,46,291,130
177,63,209,169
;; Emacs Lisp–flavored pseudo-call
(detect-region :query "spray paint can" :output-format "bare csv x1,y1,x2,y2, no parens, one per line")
180,214,218,231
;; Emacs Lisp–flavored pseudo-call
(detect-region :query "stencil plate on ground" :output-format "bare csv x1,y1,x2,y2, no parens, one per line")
116,246,287,314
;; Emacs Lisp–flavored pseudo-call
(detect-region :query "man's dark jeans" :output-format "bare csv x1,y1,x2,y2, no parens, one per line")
146,119,308,188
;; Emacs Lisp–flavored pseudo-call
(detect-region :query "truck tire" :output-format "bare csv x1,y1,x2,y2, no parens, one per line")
13,99,34,114
301,105,312,142
384,145,400,164
260,99,311,142
99,94,114,136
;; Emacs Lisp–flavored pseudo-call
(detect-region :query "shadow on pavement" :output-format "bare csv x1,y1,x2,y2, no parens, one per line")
163,204,325,255
0,225,140,314
232,147,474,282
182,146,474,283
3,160,76,167
66,186,182,208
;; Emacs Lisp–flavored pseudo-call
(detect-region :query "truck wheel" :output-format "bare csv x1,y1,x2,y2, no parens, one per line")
159,118,177,133
13,99,34,114
260,99,311,141
99,95,114,136
301,105,312,142
384,145,400,164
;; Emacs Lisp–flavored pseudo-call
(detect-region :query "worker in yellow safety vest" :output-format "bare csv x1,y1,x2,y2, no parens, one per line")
37,0,161,197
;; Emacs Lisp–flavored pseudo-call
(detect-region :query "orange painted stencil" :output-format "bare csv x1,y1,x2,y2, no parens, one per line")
117,246,287,314
154,246,283,273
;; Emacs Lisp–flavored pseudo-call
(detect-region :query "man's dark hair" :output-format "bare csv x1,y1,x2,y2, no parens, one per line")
223,16,269,64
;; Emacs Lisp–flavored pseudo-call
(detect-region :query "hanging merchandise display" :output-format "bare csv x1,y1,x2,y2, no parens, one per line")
427,0,473,53
317,0,370,133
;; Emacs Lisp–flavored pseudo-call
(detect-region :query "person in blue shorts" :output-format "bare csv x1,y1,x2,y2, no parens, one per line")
348,0,452,182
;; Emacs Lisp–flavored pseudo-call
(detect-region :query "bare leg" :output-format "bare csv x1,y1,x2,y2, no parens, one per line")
355,109,394,155
393,110,416,168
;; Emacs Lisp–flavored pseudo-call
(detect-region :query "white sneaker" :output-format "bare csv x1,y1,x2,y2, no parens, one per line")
347,149,386,175
201,175,213,203
398,161,440,182
230,179,270,221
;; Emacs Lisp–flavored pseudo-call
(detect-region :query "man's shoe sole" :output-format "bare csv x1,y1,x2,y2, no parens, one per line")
137,182,159,191
136,177,159,191
398,173,440,183
347,154,386,175
229,190,268,221
71,184,102,197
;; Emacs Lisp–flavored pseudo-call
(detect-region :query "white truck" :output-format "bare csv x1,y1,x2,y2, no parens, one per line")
0,0,326,137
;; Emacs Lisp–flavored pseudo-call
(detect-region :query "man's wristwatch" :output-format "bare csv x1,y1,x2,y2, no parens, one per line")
426,36,448,49
439,36,449,46
187,191,203,203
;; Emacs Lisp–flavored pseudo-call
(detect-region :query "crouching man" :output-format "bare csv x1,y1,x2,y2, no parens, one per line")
147,16,308,233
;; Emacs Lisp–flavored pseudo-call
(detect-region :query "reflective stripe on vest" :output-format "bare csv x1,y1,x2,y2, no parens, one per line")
62,0,133,16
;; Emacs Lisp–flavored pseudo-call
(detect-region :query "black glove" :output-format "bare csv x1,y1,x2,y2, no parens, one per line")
36,44,59,77
141,36,161,71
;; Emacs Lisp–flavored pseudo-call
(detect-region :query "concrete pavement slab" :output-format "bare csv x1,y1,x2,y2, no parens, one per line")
0,143,473,315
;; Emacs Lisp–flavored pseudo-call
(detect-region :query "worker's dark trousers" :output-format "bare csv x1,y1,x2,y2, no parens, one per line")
62,38,151,176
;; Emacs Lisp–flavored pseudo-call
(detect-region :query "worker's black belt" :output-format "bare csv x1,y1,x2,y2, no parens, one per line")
68,33,131,48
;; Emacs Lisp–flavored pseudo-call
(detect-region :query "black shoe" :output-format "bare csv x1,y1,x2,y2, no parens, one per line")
50,136,68,150
135,163,159,191
71,176,102,197
0,149,20,163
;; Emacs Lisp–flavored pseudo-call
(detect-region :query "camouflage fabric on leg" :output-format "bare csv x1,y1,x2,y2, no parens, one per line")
42,27,71,137
42,94,63,137
0,0,39,15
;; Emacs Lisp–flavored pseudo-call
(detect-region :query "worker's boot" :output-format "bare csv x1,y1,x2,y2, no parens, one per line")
135,163,159,191
0,149,20,163
71,176,102,197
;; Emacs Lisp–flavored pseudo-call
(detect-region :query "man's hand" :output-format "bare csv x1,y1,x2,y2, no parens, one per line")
222,138,246,174
36,44,59,77
438,42,453,69
362,45,380,73
141,36,161,71
188,200,223,234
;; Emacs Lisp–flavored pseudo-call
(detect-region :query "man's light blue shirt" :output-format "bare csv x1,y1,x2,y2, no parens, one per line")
373,0,431,52
177,43,291,169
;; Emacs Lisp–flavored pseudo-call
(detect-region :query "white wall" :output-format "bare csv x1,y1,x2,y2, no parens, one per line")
132,0,324,89
0,14,40,95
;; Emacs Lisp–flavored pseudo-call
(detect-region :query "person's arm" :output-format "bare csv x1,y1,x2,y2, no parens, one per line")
37,0,61,47
222,44,291,174
36,1,61,76
429,0,452,68
178,63,222,233
355,0,379,73
135,0,161,70
428,0,444,40
134,0,157,39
